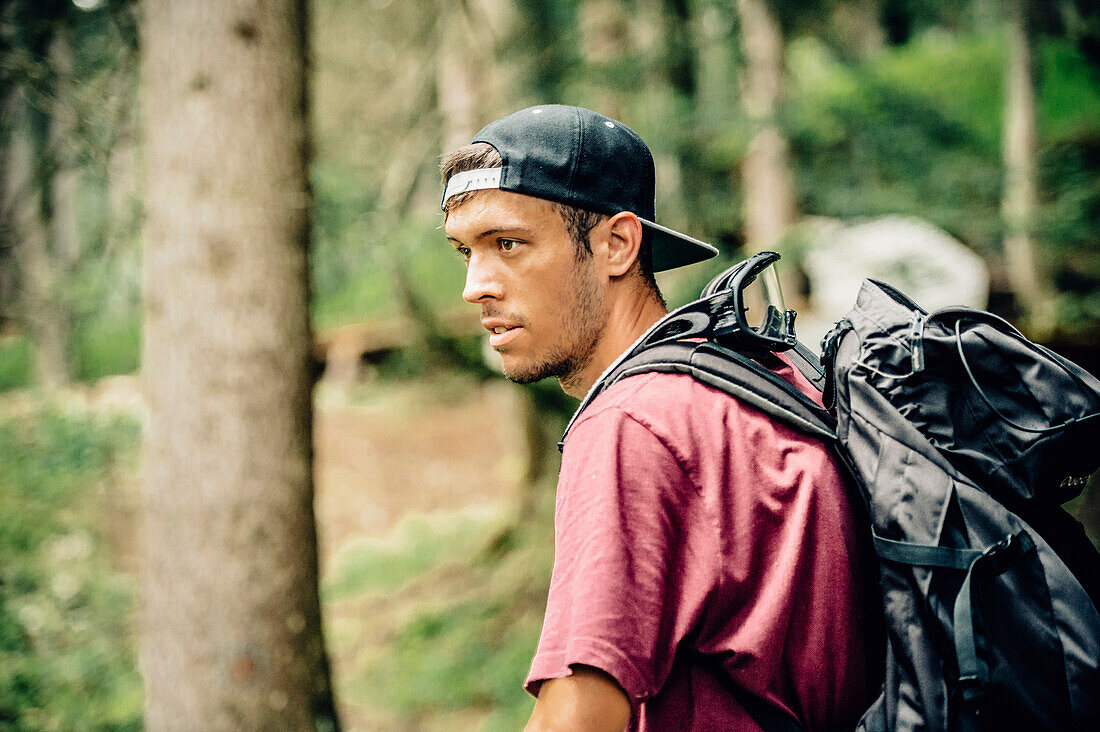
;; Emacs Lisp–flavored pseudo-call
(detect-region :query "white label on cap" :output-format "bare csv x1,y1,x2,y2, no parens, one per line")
442,168,503,205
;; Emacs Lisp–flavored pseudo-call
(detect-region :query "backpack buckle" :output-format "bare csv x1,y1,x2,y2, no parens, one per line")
821,319,852,409
955,674,986,726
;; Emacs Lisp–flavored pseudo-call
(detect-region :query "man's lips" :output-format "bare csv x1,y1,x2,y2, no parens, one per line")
482,319,522,348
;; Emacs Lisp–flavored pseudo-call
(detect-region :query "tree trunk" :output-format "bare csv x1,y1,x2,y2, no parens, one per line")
437,0,506,155
737,0,801,306
437,2,478,155
833,0,886,60
1002,0,1055,334
661,0,699,229
5,85,72,389
512,0,575,102
579,0,631,120
140,2,339,729
104,45,140,266
49,28,81,273
737,0,797,254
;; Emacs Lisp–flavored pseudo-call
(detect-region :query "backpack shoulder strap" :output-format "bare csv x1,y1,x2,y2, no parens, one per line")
561,338,837,449
786,339,827,392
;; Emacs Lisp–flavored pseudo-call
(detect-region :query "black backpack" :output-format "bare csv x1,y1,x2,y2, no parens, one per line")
563,252,1100,731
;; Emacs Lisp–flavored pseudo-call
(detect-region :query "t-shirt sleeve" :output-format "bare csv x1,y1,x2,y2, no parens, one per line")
524,403,715,708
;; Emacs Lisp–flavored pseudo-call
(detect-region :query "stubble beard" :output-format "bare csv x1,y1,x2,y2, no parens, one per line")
500,256,606,389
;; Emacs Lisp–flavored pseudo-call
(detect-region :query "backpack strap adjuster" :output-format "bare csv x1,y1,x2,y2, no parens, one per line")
821,319,853,409
872,529,1036,716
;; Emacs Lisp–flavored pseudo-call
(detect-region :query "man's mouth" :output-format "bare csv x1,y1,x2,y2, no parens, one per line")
484,322,522,348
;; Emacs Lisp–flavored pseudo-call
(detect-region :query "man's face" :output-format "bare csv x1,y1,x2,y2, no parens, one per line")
445,189,608,388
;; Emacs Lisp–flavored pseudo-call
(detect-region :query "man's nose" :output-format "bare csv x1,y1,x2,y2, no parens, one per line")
462,255,504,304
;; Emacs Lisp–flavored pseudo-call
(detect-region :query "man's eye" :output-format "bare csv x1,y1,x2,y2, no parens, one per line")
454,246,471,259
499,239,519,252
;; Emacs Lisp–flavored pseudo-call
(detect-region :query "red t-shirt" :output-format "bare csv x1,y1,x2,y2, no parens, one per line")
525,361,873,730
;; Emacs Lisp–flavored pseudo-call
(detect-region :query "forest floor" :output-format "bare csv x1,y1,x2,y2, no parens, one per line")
311,374,544,730
312,375,527,553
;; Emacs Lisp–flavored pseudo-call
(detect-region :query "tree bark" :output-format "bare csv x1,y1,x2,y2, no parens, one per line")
4,84,73,389
140,2,338,729
661,0,699,228
437,2,478,155
833,0,886,60
104,44,140,264
737,0,797,254
1002,0,1055,333
49,28,81,274
579,0,631,120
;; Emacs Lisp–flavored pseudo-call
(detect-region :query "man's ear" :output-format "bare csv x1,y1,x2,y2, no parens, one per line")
604,211,644,278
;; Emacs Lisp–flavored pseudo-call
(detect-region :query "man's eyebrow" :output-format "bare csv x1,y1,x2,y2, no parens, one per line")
447,226,537,244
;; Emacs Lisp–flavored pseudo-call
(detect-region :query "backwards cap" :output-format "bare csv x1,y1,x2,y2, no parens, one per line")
442,105,717,272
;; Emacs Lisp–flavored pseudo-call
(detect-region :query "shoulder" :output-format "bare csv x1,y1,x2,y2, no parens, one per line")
568,369,765,446
568,371,703,438
570,351,823,437
563,361,835,483
563,371,735,476
575,369,735,424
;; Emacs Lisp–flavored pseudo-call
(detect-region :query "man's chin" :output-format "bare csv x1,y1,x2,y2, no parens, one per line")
499,355,561,385
501,365,553,385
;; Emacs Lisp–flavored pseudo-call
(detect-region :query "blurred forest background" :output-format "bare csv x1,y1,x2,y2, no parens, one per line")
1,0,1099,729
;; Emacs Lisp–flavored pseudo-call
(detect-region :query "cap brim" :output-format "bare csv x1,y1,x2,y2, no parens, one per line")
640,219,720,272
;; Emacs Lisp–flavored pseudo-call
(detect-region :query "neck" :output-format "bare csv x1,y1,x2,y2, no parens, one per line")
560,288,667,399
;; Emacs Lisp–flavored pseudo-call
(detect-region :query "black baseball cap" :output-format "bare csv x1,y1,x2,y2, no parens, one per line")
441,104,718,272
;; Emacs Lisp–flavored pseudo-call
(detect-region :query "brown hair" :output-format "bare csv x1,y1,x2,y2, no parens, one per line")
441,142,660,295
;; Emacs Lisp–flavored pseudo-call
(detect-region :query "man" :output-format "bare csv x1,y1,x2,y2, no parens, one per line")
441,105,873,731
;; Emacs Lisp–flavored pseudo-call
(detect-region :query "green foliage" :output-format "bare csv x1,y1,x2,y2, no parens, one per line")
784,31,1100,327
510,0,583,101
74,316,141,383
310,162,386,325
1040,133,1100,325
358,596,541,715
323,510,499,601
311,211,468,330
0,338,32,392
1,0,142,393
0,408,142,731
311,159,467,329
1033,43,1100,327
787,34,1003,252
400,224,471,312
870,32,1005,149
0,314,142,392
1040,41,1100,140
334,516,553,729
